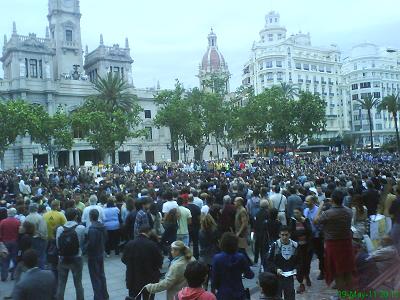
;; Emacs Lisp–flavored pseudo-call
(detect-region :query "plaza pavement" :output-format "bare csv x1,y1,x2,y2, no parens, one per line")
0,255,337,300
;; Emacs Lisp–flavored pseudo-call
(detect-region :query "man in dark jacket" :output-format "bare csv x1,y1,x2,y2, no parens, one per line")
267,226,298,300
362,180,380,217
187,194,201,259
12,249,56,300
122,225,163,300
254,200,269,265
87,209,109,300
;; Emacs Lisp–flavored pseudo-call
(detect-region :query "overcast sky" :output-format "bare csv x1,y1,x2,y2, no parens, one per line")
1,0,399,90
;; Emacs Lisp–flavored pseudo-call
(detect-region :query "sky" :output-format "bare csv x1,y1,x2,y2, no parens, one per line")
1,0,399,90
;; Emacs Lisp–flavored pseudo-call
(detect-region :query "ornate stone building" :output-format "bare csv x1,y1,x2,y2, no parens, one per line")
0,0,171,169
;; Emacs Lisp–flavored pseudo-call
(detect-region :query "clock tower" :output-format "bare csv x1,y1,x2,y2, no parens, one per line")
47,0,83,78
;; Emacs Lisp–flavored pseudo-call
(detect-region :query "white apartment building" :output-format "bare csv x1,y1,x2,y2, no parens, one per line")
242,11,348,139
342,43,400,148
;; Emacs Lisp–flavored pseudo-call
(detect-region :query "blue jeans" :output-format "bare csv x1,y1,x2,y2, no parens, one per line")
88,256,109,300
1,241,17,281
177,234,189,246
57,257,84,300
31,237,47,269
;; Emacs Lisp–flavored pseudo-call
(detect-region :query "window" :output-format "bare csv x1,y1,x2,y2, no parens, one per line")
360,82,371,89
375,113,381,119
303,64,309,70
25,58,28,78
354,63,357,70
145,127,152,140
29,59,37,78
376,124,382,130
319,65,324,72
351,84,358,90
295,63,301,69
113,66,120,75
287,48,291,56
121,67,124,79
267,72,273,80
39,60,43,79
311,65,317,71
266,61,272,68
277,72,283,80
144,110,151,119
66,30,72,42
373,92,381,98
268,34,273,41
276,61,282,67
259,62,263,70
353,115,360,121
361,92,371,99
352,94,359,100
326,66,332,73
278,34,282,40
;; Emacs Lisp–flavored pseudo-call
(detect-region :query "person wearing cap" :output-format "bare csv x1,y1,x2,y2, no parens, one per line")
0,208,20,281
24,202,48,269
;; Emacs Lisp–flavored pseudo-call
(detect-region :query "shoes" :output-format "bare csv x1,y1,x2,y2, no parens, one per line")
317,273,324,280
306,276,311,287
296,283,305,294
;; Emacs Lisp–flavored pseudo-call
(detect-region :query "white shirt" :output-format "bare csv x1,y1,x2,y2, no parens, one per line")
193,197,203,209
162,201,179,214
270,193,287,212
81,204,105,228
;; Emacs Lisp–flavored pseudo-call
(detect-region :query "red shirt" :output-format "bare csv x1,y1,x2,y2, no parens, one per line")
0,217,21,242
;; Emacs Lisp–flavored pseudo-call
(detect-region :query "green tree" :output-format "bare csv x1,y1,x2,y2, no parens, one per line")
29,106,74,166
154,80,188,161
378,93,400,152
72,73,142,161
279,82,299,100
0,100,35,168
356,95,380,150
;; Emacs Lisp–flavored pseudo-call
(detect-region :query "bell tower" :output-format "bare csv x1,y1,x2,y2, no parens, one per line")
47,0,83,78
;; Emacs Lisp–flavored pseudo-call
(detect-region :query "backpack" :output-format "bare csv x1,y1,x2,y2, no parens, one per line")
58,225,79,257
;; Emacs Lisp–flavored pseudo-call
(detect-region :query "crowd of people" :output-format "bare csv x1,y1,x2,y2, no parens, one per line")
0,152,399,300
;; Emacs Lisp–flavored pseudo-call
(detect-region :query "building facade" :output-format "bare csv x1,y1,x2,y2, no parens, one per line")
0,0,171,169
342,43,400,148
242,11,347,139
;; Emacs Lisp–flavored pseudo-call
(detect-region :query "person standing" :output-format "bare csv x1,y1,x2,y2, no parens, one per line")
56,208,86,300
286,186,303,220
133,197,151,240
314,188,355,291
253,200,269,265
187,194,201,259
81,194,105,228
233,197,250,263
43,200,66,278
122,225,163,300
24,203,47,269
145,241,195,300
211,232,254,300
362,180,380,217
177,198,192,246
103,198,121,256
0,208,20,281
266,226,298,300
270,186,287,226
87,209,109,300
12,249,56,300
303,195,324,280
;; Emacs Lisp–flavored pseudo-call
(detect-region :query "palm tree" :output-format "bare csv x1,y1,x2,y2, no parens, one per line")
356,95,380,150
89,72,136,112
279,82,299,100
378,93,400,152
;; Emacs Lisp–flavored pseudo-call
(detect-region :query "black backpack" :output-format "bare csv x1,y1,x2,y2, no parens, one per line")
58,225,79,257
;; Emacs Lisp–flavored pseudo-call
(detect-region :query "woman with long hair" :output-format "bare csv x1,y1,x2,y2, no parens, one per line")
199,214,220,289
161,208,178,255
145,241,195,300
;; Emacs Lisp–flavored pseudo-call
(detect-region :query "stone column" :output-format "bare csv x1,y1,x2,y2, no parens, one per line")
74,150,80,167
115,151,119,164
69,151,74,167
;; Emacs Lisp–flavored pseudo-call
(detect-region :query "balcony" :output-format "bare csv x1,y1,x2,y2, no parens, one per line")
313,80,319,84
322,92,327,96
321,81,327,84
267,78,273,81
298,79,304,83
329,93,335,96
306,80,311,84
329,81,334,85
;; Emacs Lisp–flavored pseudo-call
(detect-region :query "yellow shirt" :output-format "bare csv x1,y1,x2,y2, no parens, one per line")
43,210,67,240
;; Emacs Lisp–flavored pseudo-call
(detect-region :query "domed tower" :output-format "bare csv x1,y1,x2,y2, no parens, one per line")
259,11,287,43
198,29,230,94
